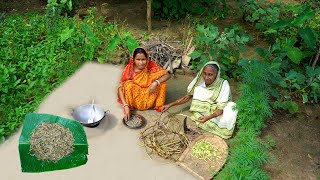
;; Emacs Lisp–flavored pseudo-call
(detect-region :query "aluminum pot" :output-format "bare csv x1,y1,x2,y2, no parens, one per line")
72,103,109,128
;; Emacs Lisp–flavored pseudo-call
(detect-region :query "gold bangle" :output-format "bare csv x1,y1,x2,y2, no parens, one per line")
122,104,129,108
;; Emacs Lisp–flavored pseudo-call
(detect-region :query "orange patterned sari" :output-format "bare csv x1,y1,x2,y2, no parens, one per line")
117,54,168,111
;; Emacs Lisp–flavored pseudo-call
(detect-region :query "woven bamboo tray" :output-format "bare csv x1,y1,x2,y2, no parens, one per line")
176,134,228,180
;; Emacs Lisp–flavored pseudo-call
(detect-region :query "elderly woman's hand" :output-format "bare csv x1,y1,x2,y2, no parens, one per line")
197,116,210,123
160,104,172,112
149,81,158,93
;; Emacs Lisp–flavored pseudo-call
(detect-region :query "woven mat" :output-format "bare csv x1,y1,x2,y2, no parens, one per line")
176,134,228,180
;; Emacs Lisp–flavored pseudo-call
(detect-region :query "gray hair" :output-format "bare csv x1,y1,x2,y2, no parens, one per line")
205,64,219,73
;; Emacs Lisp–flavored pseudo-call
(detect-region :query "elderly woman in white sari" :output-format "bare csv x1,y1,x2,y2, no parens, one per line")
161,61,238,139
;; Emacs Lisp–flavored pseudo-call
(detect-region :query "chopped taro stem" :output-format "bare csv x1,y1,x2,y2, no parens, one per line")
191,140,218,162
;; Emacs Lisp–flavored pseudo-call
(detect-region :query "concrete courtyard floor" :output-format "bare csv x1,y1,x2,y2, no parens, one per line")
0,62,198,180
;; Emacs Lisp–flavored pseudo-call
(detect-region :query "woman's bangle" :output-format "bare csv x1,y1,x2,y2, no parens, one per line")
122,104,129,108
155,80,160,86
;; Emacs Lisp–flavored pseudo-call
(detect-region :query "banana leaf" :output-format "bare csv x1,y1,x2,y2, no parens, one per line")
19,113,88,173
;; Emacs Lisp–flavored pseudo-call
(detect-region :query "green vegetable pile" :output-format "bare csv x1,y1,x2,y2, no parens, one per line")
191,140,217,162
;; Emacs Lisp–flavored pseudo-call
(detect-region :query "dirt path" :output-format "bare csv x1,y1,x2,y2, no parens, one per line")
263,105,320,180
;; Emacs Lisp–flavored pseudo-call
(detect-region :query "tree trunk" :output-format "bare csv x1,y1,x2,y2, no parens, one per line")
146,0,152,31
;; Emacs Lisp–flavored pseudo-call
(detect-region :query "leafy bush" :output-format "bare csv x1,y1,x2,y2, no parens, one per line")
236,0,281,31
152,0,229,20
0,13,76,139
236,0,261,17
0,11,138,140
238,1,320,107
50,8,139,62
255,4,320,105
47,0,78,16
265,4,317,40
308,10,320,31
189,24,251,79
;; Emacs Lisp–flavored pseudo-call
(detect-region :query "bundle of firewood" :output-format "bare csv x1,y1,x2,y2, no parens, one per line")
143,38,182,73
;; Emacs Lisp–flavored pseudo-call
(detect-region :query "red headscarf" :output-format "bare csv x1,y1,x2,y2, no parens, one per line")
117,48,168,110
119,49,163,83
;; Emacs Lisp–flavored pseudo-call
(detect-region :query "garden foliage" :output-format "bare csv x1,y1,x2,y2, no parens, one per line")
188,24,250,79
247,3,320,107
236,0,281,31
196,0,320,108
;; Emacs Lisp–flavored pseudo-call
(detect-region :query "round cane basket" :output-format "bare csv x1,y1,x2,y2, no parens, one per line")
177,134,228,180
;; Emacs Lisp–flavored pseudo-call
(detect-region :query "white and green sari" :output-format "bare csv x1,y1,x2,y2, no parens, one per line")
187,61,238,139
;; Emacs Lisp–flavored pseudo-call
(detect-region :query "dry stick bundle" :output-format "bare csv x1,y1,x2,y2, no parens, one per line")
140,114,190,161
143,38,182,73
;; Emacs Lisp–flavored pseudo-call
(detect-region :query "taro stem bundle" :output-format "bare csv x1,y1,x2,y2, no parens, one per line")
140,115,189,161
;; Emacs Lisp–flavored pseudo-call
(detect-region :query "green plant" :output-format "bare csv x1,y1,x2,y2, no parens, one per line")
216,130,274,179
0,11,138,140
0,13,80,139
216,59,274,179
236,0,262,19
45,0,80,32
265,4,316,40
255,46,320,110
57,8,139,63
47,0,76,15
236,59,273,131
308,10,320,31
254,4,320,105
106,29,140,61
248,2,320,107
188,24,251,79
236,0,281,32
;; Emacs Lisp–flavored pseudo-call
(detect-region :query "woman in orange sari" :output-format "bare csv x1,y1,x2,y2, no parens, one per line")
118,48,171,121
